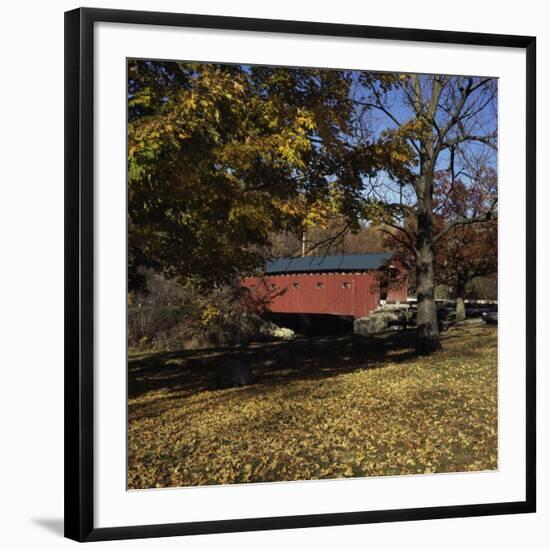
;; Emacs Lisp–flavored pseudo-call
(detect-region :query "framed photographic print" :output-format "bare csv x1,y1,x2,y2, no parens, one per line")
65,7,536,542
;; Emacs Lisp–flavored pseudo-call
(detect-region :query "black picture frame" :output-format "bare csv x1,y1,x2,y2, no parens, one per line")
65,7,537,543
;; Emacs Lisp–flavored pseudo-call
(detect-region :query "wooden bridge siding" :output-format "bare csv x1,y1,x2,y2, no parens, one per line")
243,272,383,318
387,283,408,303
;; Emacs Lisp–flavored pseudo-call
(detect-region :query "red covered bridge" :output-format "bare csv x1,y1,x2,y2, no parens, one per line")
243,253,408,319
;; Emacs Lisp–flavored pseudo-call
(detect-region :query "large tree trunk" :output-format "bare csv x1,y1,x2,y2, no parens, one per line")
415,171,441,355
416,243,441,354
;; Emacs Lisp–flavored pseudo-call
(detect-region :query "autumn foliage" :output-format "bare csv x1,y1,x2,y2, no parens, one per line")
128,61,498,353
128,61,357,291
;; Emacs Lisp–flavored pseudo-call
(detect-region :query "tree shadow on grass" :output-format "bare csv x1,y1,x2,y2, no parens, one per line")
127,328,432,420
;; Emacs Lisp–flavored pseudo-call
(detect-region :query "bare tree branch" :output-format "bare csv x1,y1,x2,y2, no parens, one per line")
442,133,498,151
379,226,417,255
285,222,351,259
432,205,497,245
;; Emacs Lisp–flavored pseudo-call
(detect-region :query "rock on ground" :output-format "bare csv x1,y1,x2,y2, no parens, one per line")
214,359,256,389
260,322,295,340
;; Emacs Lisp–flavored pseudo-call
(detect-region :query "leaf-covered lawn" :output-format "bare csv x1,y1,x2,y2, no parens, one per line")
128,324,497,489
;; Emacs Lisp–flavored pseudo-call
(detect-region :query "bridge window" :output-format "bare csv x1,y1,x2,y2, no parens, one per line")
292,282,300,289
316,282,324,289
342,281,351,289
270,283,277,290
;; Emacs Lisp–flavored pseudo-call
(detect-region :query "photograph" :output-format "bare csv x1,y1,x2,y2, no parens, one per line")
126,59,499,490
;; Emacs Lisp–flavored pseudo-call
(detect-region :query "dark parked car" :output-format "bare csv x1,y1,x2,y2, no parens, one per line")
482,311,498,325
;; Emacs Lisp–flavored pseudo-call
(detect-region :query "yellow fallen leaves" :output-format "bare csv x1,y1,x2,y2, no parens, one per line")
128,324,498,489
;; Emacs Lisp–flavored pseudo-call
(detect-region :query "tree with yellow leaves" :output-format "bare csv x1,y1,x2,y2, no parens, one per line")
128,60,357,292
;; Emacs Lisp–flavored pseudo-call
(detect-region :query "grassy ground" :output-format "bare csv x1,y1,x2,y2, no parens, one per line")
128,323,497,489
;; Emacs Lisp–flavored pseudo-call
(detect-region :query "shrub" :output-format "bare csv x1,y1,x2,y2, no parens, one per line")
128,277,269,352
